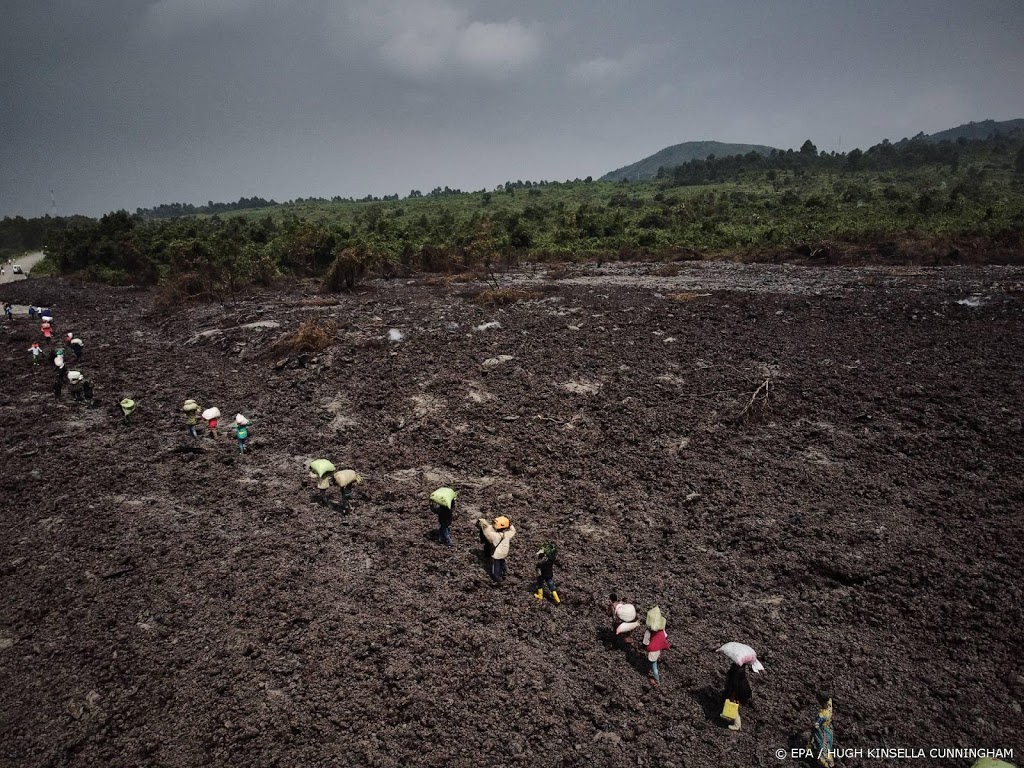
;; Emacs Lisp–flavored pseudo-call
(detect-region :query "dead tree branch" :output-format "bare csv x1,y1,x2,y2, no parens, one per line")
738,377,772,422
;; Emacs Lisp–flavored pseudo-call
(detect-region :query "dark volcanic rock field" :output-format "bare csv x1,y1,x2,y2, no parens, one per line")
1,263,1022,767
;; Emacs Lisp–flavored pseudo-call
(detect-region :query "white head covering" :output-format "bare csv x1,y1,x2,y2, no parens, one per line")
235,413,249,425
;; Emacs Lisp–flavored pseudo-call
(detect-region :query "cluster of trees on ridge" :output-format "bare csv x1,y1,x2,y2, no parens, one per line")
2,133,1022,298
656,132,1024,186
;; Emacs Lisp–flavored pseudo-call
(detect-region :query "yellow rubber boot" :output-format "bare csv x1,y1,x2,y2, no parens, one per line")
534,588,544,600
551,590,561,605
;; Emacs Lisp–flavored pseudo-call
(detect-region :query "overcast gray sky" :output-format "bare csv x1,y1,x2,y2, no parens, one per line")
2,0,1022,217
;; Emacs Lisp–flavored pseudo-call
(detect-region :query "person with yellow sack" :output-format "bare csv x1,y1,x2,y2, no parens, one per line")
477,515,515,584
642,607,670,686
430,487,457,546
722,660,755,731
333,469,362,510
308,460,362,508
718,642,764,731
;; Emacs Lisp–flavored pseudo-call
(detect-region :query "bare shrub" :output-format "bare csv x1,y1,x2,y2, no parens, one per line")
545,263,572,280
668,291,702,302
265,319,337,358
473,288,543,306
323,248,373,292
153,272,211,313
738,377,773,424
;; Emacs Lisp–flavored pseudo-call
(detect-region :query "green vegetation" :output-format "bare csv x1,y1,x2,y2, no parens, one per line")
25,255,59,277
9,131,1022,301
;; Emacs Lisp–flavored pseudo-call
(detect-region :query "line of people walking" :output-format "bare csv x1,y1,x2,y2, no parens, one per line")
7,299,845,768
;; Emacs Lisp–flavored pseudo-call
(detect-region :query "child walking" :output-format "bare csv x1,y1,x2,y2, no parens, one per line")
231,414,251,453
202,407,221,439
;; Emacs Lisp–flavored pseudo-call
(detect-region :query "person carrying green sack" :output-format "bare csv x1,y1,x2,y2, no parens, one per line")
430,487,457,546
120,398,137,425
642,606,670,686
308,460,361,506
309,459,336,499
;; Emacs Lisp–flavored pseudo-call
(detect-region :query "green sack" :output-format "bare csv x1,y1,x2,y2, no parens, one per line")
310,459,336,478
430,487,457,509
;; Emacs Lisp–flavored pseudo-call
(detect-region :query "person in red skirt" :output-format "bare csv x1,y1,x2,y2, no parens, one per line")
642,606,671,686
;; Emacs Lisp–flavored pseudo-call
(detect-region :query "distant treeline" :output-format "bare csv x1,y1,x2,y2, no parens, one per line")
139,180,599,220
13,132,1024,299
137,197,280,219
657,131,1024,186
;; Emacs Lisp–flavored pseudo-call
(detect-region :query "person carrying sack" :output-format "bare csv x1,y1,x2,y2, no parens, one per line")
642,606,670,686
120,398,137,425
722,662,756,731
183,399,202,439
333,469,362,510
231,414,252,454
477,516,515,584
430,487,457,546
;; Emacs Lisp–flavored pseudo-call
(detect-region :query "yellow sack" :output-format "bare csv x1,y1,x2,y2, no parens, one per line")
721,699,739,721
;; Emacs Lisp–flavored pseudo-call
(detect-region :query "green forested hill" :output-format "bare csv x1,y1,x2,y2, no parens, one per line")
926,119,1024,143
599,140,778,182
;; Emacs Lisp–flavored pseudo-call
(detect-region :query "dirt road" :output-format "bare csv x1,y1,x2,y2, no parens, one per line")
0,250,45,284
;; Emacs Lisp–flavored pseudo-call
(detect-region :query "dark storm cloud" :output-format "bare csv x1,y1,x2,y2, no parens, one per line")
1,0,1022,217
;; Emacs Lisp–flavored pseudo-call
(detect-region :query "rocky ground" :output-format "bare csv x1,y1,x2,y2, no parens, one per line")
1,262,1022,768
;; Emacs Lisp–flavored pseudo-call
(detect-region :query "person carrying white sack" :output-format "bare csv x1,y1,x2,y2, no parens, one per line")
718,642,765,732
202,407,221,439
608,593,641,648
231,414,252,454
